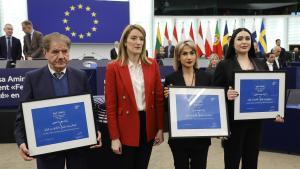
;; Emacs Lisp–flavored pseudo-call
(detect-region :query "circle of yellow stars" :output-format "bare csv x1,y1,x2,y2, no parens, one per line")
62,4,99,39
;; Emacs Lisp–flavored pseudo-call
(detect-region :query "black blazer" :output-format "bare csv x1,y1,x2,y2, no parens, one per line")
0,36,22,61
110,48,118,60
164,69,212,149
213,57,266,123
15,66,92,146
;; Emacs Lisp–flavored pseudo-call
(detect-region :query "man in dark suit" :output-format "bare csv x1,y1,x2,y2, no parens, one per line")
264,52,279,71
0,24,22,64
110,41,119,60
15,32,101,169
164,40,175,58
22,20,43,60
273,46,286,69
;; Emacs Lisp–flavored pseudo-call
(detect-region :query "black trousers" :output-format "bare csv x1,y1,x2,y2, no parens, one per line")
120,111,154,169
169,145,209,169
36,148,87,169
223,121,262,169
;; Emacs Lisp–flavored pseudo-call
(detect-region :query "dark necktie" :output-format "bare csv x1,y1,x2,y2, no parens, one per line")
7,37,12,60
53,72,64,79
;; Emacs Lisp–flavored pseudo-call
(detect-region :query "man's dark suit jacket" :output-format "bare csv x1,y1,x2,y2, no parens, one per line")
15,66,91,146
164,45,175,58
164,69,212,149
0,36,22,61
23,30,43,59
264,61,279,71
110,48,118,60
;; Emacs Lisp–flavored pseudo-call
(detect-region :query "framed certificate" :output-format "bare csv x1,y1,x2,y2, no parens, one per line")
168,87,229,138
234,71,286,120
22,94,97,156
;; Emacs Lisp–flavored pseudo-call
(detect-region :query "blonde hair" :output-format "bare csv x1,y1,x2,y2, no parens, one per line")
208,53,220,68
116,24,151,65
173,40,199,71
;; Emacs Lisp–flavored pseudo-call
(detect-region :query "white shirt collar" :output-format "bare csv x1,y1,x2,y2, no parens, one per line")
128,60,141,68
48,64,67,77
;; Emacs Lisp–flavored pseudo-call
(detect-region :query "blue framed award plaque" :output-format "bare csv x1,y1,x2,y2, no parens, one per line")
168,87,228,138
22,94,97,156
234,71,286,120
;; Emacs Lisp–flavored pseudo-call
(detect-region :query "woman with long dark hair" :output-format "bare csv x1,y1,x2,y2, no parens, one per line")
213,28,283,169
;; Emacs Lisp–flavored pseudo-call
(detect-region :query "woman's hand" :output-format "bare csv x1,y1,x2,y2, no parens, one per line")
164,84,173,98
90,131,102,149
111,139,122,154
227,86,239,100
153,129,164,146
274,115,284,123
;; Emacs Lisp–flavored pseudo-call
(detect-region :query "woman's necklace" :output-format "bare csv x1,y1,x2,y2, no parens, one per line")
184,71,195,86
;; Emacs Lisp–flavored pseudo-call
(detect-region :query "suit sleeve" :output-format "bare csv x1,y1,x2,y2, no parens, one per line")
15,73,33,147
105,63,120,140
31,32,43,58
153,61,164,130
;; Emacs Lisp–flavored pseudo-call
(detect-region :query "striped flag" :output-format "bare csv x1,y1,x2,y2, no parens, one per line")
196,22,205,56
163,23,170,47
189,22,195,41
155,23,162,56
205,22,212,58
213,21,223,58
180,22,186,41
172,24,178,45
222,21,229,47
258,19,267,54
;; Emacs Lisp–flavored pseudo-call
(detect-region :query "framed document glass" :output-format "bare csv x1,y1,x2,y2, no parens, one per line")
169,87,229,138
234,71,286,120
22,94,97,156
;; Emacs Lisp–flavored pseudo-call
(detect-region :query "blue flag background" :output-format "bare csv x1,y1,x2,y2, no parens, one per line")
27,0,129,43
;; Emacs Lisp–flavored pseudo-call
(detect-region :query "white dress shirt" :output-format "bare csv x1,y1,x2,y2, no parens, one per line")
48,64,67,79
128,60,145,111
266,61,274,71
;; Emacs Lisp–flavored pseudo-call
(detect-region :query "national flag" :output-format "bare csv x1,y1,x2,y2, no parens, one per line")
258,19,268,54
213,21,223,58
27,0,129,43
196,22,205,57
180,22,186,41
251,19,257,42
163,23,170,47
205,22,213,58
222,21,229,47
172,24,178,45
233,19,237,32
155,23,162,56
189,22,195,41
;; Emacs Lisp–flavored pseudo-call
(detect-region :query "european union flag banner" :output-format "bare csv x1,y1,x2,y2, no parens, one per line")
27,0,129,43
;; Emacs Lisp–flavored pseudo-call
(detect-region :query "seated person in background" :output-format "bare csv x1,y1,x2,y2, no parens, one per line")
253,41,263,58
110,41,119,60
293,47,300,61
264,52,278,71
205,53,220,77
156,46,166,60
